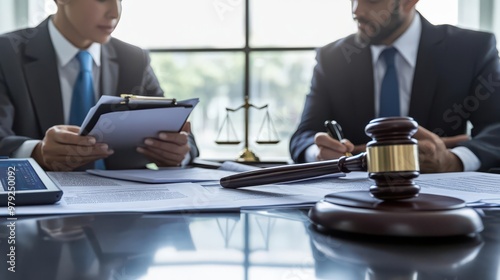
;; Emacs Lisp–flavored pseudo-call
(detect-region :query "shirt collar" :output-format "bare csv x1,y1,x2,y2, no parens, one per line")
370,14,422,67
48,17,101,67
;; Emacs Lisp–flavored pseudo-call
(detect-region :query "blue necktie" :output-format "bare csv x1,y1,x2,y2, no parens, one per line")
70,51,95,126
69,51,105,169
379,47,400,117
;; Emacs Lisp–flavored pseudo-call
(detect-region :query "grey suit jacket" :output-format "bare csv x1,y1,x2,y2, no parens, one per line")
290,15,500,171
0,18,198,169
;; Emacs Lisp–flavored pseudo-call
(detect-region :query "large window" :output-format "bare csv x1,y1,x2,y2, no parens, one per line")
4,0,498,161
113,0,357,160
113,0,463,161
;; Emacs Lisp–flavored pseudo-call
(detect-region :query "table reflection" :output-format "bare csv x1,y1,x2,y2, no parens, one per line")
0,209,499,280
310,227,483,280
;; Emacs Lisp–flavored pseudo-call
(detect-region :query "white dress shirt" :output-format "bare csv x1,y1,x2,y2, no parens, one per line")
49,19,102,124
371,14,421,118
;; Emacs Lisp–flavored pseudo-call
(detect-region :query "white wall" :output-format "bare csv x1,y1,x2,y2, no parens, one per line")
1,0,500,51
0,0,16,34
494,0,500,51
0,0,56,34
27,0,56,27
458,0,481,30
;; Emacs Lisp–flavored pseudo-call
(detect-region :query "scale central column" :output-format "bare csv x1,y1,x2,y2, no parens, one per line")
238,96,260,162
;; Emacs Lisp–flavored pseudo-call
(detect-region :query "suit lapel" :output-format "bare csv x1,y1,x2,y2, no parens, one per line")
349,41,376,128
409,16,445,127
23,18,64,132
100,43,119,96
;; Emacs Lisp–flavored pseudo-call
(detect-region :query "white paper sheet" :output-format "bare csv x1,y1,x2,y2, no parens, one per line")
3,172,318,216
85,161,344,184
284,171,500,207
87,167,237,183
415,172,500,207
4,171,500,216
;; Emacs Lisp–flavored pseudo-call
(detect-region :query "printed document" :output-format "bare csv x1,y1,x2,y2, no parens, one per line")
3,171,500,216
4,172,317,216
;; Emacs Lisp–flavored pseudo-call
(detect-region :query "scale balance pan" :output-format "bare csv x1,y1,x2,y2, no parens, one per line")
309,191,483,237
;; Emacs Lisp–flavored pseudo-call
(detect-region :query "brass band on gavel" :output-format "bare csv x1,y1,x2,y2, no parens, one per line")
367,145,419,173
364,117,421,200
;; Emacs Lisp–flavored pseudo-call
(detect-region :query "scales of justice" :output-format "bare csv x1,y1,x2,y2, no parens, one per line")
215,95,280,162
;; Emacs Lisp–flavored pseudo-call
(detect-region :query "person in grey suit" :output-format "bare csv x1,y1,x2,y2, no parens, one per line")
0,0,198,171
290,0,500,172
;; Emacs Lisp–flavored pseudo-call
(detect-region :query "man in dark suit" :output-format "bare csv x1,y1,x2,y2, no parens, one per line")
290,0,500,172
0,0,198,171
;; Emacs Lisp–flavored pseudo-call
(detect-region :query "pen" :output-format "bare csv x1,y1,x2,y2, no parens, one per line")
324,120,353,157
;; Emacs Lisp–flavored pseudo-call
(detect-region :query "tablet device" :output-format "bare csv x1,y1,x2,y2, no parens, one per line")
0,158,63,206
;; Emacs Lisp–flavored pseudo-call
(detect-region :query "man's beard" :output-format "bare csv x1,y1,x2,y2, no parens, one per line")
354,1,404,46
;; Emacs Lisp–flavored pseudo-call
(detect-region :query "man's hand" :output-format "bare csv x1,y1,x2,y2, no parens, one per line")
32,125,114,171
137,121,192,166
441,134,470,149
413,126,468,173
314,132,354,161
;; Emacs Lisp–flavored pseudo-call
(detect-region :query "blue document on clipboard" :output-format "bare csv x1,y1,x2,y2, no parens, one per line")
79,95,199,170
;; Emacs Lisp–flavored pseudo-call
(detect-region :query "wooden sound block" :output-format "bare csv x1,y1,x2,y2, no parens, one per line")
308,191,483,237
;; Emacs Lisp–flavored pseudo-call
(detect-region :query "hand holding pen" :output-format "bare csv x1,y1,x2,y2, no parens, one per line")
324,120,353,157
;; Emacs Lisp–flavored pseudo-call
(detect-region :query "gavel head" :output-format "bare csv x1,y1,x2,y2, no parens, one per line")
364,117,420,200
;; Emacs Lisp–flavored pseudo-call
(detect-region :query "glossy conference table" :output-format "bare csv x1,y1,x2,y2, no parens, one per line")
1,208,500,280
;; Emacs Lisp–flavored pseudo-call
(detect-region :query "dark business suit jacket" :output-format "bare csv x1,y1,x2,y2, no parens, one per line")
0,17,198,169
290,15,500,171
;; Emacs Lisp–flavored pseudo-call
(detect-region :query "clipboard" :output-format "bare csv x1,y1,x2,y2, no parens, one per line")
80,94,193,135
79,94,199,169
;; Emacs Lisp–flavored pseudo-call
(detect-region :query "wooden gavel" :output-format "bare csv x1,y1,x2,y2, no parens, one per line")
220,117,421,200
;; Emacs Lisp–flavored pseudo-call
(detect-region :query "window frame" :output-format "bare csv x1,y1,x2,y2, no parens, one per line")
147,0,317,109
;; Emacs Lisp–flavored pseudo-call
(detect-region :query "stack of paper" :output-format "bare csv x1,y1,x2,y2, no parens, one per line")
2,170,500,216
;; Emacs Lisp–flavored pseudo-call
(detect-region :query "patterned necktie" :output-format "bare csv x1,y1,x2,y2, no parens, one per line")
69,51,95,126
379,47,401,117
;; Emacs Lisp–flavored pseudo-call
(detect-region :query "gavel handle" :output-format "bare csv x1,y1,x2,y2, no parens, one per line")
220,153,367,189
